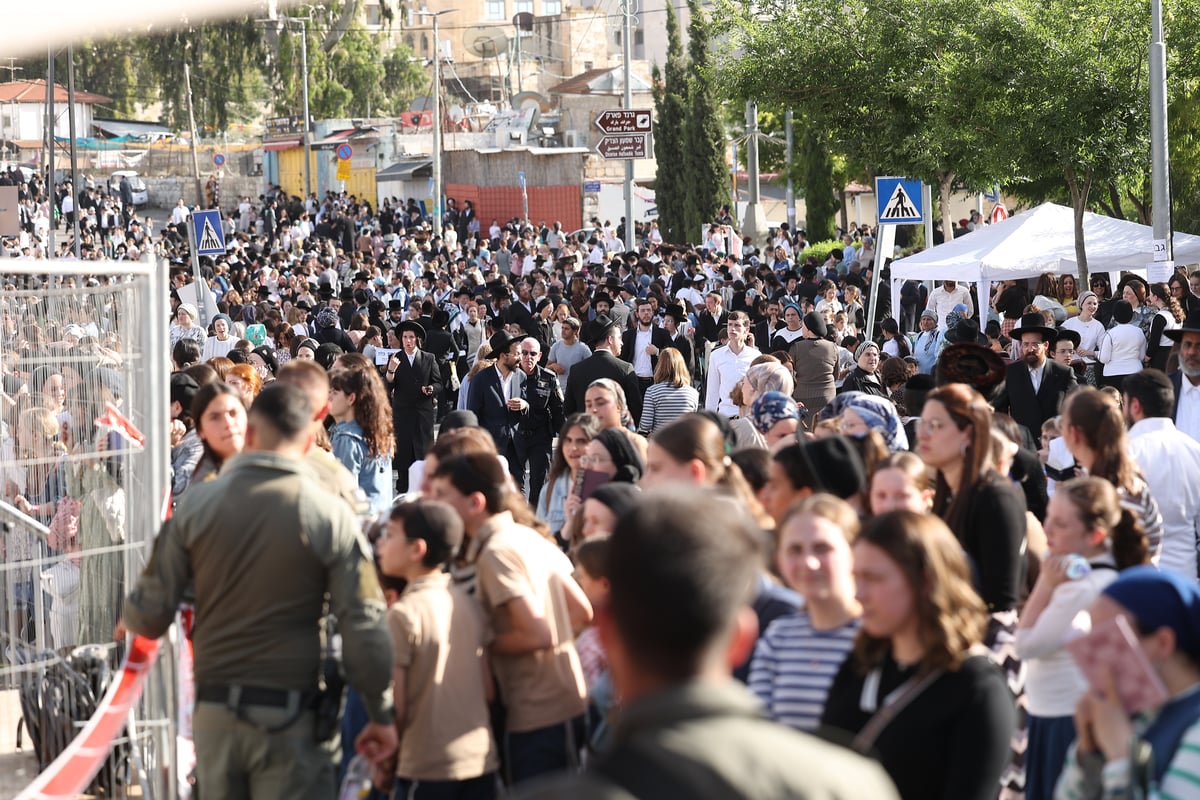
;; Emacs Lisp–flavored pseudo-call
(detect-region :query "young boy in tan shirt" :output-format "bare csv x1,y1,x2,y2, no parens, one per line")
375,500,499,798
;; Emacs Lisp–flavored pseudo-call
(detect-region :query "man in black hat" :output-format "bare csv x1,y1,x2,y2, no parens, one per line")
1166,308,1200,441
993,311,1077,439
386,299,406,332
385,320,443,493
563,315,642,425
468,330,530,483
661,304,694,376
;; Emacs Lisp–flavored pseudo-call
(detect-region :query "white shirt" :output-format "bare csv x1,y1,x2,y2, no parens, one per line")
1127,417,1200,579
1098,323,1147,376
497,365,518,402
1015,553,1118,716
926,285,974,330
1178,376,1200,444
705,343,760,417
632,328,653,378
171,204,190,225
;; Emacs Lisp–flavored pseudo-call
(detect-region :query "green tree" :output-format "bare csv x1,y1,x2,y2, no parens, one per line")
801,125,838,240
720,0,1016,235
140,21,266,132
652,0,689,244
683,0,730,241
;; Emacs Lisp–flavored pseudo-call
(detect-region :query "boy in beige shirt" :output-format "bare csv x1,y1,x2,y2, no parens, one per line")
375,500,499,798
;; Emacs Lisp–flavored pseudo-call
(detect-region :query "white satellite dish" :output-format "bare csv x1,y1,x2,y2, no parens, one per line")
448,104,465,123
464,26,509,59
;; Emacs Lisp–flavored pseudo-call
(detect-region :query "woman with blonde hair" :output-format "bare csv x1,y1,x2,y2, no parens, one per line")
637,347,699,435
820,511,1016,800
749,494,861,732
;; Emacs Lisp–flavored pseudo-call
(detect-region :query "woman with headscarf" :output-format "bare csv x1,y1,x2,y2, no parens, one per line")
749,391,803,448
202,313,237,360
770,303,807,351
790,311,839,420
838,341,888,398
837,392,909,453
169,303,206,351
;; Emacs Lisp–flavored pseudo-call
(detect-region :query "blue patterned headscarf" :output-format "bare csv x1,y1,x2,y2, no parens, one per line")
750,391,800,435
840,392,909,452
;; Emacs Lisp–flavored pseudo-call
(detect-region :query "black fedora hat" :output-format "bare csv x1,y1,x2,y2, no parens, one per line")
488,329,529,356
1165,308,1200,342
397,320,426,343
1012,311,1058,342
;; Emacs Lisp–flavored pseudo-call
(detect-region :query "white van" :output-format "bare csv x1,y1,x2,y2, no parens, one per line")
107,171,148,208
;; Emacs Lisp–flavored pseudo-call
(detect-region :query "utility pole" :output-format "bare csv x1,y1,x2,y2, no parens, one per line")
418,9,456,239
46,45,55,259
785,108,796,235
1150,0,1173,267
621,0,634,251
297,19,312,203
183,59,204,207
66,44,81,258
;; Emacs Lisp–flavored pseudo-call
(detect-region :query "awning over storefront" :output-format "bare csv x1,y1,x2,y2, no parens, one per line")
263,137,302,152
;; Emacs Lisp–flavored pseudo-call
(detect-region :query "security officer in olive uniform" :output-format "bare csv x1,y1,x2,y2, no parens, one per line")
515,335,564,504
123,384,396,800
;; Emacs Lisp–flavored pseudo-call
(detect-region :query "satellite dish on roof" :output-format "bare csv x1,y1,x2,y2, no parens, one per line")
511,91,550,114
464,26,509,58
448,104,465,123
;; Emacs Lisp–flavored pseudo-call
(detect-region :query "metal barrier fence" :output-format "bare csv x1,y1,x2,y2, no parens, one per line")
0,257,173,799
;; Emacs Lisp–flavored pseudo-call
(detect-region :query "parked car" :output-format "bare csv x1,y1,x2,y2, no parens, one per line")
107,170,148,208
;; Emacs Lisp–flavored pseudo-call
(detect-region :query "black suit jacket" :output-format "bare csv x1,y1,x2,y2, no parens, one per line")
993,359,1078,440
467,364,527,452
620,325,673,375
390,349,442,462
563,349,643,426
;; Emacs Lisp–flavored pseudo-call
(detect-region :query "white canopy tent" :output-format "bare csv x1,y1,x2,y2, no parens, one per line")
885,202,1200,330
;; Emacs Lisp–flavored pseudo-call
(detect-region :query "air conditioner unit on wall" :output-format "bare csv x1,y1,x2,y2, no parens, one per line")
563,130,584,147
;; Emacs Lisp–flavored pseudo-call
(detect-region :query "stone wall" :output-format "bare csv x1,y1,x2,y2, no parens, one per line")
143,175,264,212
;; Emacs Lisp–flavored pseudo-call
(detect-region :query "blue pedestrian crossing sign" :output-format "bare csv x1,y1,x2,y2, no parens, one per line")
192,209,226,255
875,177,924,225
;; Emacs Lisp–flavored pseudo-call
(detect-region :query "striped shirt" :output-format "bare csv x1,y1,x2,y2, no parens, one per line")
747,612,859,732
1055,715,1200,799
637,383,700,435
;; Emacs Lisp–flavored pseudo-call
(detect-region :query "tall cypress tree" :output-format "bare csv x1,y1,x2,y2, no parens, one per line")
683,0,730,244
651,1,689,244
801,125,838,241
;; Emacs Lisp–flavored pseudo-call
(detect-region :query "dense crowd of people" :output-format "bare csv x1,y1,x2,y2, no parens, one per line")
6,184,1200,800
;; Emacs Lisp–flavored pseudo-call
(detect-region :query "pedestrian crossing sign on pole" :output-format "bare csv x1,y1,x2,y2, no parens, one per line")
191,209,226,255
875,177,924,225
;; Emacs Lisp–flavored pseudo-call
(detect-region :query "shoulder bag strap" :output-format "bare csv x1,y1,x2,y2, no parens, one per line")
852,667,945,755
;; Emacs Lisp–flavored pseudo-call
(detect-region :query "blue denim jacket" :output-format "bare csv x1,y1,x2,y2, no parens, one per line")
330,419,393,514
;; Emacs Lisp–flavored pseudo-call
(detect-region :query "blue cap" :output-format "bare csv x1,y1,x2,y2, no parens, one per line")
1102,566,1200,660
952,303,970,315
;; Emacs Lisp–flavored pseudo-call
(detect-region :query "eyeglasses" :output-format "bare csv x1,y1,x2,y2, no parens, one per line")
1020,342,1046,349
916,418,952,434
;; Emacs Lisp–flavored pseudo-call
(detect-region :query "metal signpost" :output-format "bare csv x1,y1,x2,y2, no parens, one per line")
865,177,925,339
596,108,652,249
188,209,225,329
